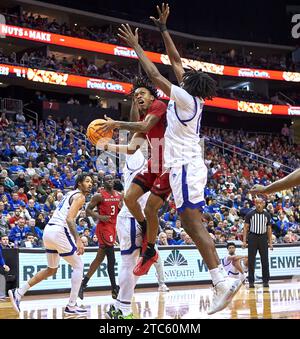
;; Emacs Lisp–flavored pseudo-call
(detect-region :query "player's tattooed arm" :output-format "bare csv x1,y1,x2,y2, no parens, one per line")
130,98,140,123
118,24,172,97
102,132,146,155
86,194,110,222
118,192,124,209
98,113,160,134
114,113,160,133
66,194,86,255
150,3,185,84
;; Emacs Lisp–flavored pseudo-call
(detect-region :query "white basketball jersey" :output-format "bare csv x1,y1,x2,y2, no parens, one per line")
118,150,150,218
222,255,246,276
222,256,234,273
164,84,204,168
48,189,81,228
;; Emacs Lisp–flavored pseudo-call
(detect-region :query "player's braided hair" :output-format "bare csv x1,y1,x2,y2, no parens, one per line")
182,68,217,100
130,76,158,98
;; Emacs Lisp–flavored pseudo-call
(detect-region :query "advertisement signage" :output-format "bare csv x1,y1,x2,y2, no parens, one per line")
0,63,295,116
1,24,299,82
18,246,300,292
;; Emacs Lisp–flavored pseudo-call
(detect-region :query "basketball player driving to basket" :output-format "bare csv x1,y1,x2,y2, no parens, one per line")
96,76,171,276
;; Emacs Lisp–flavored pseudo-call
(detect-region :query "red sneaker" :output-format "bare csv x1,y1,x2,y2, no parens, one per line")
133,250,158,276
141,235,148,253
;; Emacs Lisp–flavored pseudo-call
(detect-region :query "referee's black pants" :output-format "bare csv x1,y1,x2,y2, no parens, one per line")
248,233,270,284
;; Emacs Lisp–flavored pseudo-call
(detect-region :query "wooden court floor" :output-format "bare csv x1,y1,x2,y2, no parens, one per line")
1,280,300,319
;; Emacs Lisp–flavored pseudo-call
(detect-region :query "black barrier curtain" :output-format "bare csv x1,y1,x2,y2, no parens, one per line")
1,248,19,292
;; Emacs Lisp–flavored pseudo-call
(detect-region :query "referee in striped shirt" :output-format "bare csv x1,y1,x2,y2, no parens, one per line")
242,198,273,288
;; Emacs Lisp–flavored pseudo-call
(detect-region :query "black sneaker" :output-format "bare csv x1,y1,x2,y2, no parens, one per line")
105,305,119,319
64,304,88,315
78,282,87,300
111,286,120,299
249,283,255,288
263,283,269,288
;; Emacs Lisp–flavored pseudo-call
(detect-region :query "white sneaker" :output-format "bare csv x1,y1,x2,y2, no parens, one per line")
208,278,242,315
8,289,21,314
64,304,88,315
239,273,246,283
158,284,170,292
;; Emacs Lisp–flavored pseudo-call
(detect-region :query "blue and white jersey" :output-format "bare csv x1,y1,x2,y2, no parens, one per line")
48,189,81,229
164,85,204,168
119,149,150,218
222,255,239,276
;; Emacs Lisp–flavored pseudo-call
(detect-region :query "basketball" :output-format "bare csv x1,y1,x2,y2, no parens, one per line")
86,119,113,146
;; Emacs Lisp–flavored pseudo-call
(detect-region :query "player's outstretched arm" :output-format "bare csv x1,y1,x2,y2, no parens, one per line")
118,24,172,97
130,97,140,123
250,168,300,195
97,112,161,134
150,3,184,84
231,255,247,262
66,194,86,255
99,132,146,155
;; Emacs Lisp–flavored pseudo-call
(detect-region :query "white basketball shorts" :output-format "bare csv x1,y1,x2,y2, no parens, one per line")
43,224,77,268
116,215,142,255
169,159,207,213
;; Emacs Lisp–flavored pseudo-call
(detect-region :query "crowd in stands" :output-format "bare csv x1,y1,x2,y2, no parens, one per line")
216,88,270,104
184,47,297,71
0,109,299,250
203,127,299,169
200,127,299,245
1,8,298,72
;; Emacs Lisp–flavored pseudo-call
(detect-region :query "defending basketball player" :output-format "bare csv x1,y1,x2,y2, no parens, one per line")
8,174,93,315
79,174,122,300
117,3,242,314
96,77,171,276
106,148,169,319
250,168,300,195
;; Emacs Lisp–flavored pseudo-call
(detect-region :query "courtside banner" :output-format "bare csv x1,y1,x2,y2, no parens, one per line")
0,63,132,93
0,63,297,116
1,24,299,83
18,245,300,292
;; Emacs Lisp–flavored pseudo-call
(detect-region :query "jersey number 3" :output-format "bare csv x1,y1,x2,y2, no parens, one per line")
110,205,116,216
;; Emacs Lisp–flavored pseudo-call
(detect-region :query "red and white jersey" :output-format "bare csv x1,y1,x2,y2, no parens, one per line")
97,188,122,227
140,99,167,171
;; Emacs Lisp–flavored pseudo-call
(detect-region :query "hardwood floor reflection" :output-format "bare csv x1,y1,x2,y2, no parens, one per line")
1,281,299,319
